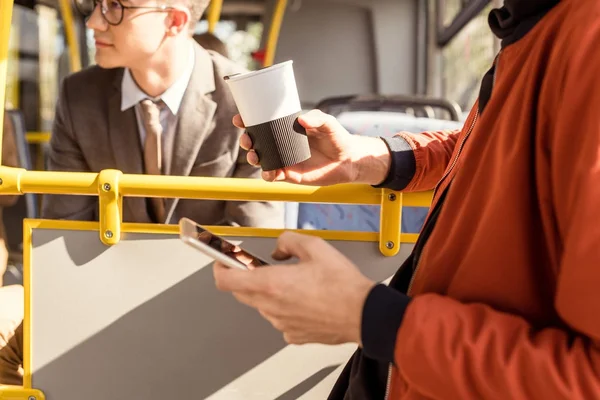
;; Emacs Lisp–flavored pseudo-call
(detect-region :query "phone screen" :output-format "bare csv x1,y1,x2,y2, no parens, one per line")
180,218,269,269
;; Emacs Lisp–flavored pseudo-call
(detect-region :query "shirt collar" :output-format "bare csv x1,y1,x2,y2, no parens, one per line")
121,42,195,114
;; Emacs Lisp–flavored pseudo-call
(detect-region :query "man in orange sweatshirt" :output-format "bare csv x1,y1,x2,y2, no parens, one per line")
214,0,600,398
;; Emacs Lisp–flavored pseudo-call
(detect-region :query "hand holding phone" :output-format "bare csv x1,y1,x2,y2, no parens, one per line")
179,218,269,270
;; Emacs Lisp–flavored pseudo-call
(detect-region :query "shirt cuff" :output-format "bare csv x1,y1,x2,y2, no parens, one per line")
372,136,416,191
361,284,412,364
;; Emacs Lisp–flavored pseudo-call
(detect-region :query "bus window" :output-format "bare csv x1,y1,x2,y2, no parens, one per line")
194,20,264,70
38,4,60,132
440,2,499,113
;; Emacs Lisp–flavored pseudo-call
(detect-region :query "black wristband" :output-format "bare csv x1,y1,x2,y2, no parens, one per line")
372,136,416,191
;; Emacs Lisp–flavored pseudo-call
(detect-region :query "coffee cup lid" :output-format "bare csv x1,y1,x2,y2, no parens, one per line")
224,60,294,83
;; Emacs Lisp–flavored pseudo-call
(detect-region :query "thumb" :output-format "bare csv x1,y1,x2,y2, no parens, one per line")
297,110,344,135
271,231,322,262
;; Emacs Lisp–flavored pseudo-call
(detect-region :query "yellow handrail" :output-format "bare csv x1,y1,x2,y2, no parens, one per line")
207,0,223,34
8,170,378,201
58,0,82,72
0,0,15,165
6,169,431,206
263,0,288,67
0,385,45,400
0,166,433,252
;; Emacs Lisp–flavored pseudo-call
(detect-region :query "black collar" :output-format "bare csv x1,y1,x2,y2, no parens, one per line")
489,0,560,47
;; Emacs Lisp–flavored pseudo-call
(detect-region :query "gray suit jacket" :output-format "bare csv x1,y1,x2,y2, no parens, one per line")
42,43,284,228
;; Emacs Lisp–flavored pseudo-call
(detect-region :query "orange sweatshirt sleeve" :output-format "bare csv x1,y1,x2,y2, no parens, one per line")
377,105,478,193
400,126,464,192
392,20,600,400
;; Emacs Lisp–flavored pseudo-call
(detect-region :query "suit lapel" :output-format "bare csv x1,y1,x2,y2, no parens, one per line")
165,45,217,218
108,69,149,222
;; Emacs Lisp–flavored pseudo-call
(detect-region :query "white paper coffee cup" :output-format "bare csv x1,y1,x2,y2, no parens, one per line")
225,61,311,171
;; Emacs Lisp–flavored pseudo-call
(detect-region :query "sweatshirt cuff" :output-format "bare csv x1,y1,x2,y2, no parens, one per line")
361,284,412,364
372,136,416,191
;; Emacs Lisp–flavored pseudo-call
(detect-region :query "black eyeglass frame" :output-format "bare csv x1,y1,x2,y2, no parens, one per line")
75,0,174,26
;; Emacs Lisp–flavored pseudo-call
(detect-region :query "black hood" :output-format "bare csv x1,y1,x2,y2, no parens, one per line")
478,0,560,113
489,0,561,46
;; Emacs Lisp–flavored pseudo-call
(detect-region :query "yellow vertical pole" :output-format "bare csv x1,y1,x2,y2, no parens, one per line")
207,0,223,34
58,0,82,72
6,6,19,109
263,0,288,67
0,0,16,165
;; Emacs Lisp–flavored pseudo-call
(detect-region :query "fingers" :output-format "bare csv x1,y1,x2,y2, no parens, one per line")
270,247,293,261
232,291,260,308
213,262,257,292
229,250,256,267
261,169,286,182
271,232,323,261
240,132,253,151
247,150,259,166
237,119,257,166
244,145,286,183
233,114,245,129
214,260,284,292
240,134,262,170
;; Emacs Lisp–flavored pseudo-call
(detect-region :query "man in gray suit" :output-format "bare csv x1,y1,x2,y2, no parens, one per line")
42,0,283,228
0,0,283,386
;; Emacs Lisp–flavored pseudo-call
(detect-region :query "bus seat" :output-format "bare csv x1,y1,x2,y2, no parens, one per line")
297,104,463,234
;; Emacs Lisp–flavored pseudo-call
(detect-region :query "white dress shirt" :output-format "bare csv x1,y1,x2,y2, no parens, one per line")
120,43,196,149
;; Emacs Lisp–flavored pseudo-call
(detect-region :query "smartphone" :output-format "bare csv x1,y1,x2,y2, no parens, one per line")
179,217,270,270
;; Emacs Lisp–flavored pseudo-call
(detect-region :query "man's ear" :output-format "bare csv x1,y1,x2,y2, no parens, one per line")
166,7,190,36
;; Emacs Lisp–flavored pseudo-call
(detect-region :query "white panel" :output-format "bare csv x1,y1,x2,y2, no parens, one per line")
30,229,412,400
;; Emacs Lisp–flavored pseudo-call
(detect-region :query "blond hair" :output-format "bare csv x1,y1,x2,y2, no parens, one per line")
167,0,210,33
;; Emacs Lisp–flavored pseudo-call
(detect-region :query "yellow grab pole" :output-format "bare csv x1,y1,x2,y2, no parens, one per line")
58,0,82,72
7,4,19,109
207,0,223,34
263,0,288,67
0,0,15,165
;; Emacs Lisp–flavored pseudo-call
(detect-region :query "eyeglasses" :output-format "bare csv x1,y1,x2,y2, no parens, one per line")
75,0,173,26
